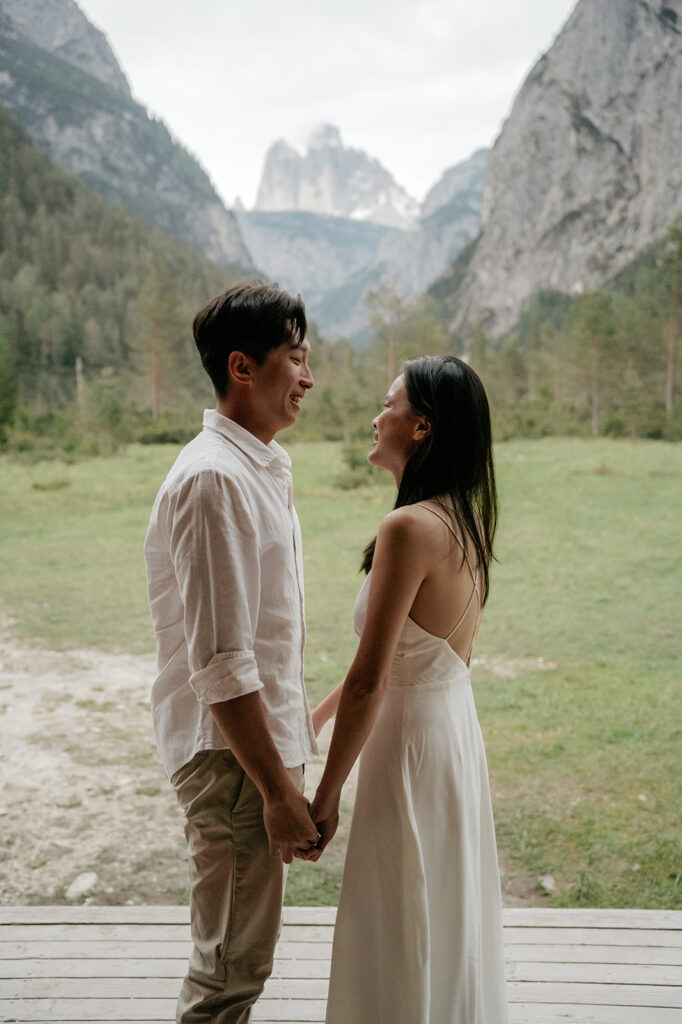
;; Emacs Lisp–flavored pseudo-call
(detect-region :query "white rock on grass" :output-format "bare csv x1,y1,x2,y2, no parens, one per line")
65,872,98,901
538,874,557,894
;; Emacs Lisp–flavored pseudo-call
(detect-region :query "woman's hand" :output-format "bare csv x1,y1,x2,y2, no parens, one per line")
295,793,340,861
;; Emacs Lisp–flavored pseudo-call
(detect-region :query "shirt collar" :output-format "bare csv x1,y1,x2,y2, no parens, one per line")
202,409,291,471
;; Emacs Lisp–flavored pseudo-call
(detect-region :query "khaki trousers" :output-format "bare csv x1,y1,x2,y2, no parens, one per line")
172,749,304,1024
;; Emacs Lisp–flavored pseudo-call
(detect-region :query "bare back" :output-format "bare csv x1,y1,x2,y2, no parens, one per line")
407,501,483,667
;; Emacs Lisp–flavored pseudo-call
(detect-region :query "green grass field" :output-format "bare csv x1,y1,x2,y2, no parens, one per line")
0,437,680,908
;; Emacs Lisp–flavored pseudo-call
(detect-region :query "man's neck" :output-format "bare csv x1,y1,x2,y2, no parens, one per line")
215,399,274,446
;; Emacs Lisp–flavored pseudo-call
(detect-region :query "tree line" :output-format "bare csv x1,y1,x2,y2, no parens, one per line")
0,101,679,461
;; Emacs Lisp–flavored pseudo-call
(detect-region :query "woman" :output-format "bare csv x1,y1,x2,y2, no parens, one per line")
307,355,508,1023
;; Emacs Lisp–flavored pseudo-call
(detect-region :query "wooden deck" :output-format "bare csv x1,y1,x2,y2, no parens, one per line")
0,906,680,1023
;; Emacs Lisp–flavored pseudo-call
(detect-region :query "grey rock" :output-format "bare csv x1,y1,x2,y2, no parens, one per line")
451,0,682,337
0,0,130,95
255,123,419,230
242,149,487,339
65,871,97,900
0,1,251,269
421,148,489,220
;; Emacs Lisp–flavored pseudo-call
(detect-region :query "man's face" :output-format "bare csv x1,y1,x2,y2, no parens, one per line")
249,334,314,441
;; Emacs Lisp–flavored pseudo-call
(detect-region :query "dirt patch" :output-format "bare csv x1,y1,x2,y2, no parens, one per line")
0,623,537,907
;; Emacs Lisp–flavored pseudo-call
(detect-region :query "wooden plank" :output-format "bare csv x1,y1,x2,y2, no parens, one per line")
0,1000,328,1023
0,940,192,959
16,1015,682,1024
0,905,337,927
504,943,682,966
0,1000,179,1022
503,927,682,947
0,976,328,999
505,961,682,985
7,961,679,991
0,939,331,960
0,906,190,926
1,906,678,928
0,923,334,942
8,920,679,946
502,909,682,929
507,981,682,1008
508,1006,682,1024
0,957,330,979
275,941,333,960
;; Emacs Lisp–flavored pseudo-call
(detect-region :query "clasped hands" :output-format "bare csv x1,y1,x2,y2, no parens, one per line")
263,789,339,864
295,796,339,863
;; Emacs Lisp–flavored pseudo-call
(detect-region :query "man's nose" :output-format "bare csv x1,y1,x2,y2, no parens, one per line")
302,365,314,388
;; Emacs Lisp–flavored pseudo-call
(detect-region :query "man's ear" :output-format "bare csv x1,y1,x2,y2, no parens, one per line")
227,350,254,385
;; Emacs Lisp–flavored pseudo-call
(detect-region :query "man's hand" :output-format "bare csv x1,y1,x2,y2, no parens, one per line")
295,794,339,862
263,789,320,864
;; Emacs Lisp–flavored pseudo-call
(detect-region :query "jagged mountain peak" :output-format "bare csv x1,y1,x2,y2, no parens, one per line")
255,122,419,229
0,0,131,96
307,122,343,150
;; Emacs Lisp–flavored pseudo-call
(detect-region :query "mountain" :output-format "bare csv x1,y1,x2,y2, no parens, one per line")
255,123,419,230
0,0,251,269
381,148,488,298
241,147,487,339
0,0,130,94
0,101,238,433
446,0,682,337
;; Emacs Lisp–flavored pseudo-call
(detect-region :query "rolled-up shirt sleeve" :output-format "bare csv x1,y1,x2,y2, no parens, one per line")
168,468,263,706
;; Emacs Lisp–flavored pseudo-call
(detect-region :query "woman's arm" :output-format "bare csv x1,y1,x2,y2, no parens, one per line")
307,507,430,856
311,681,344,736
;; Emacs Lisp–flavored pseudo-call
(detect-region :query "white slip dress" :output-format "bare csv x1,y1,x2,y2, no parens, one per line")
325,515,509,1024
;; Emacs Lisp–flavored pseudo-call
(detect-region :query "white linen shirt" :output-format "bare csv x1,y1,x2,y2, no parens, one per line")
144,409,319,779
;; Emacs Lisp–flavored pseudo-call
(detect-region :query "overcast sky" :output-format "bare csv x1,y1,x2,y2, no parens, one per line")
76,0,577,208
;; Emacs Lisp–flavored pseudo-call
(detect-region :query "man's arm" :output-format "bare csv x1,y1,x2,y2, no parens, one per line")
168,468,317,861
209,691,319,862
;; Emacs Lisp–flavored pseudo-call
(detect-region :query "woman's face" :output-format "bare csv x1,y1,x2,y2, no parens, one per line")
368,375,427,480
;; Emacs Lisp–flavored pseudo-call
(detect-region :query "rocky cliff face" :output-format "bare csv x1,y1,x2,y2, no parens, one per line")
255,123,419,229
1,0,130,94
385,148,488,298
450,0,682,337
241,148,487,339
0,0,251,269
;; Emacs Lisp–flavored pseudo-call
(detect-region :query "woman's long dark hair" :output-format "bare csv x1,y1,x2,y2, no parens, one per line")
361,355,498,603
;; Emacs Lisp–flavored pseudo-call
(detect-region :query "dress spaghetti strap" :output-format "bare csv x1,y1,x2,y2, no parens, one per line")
419,502,483,664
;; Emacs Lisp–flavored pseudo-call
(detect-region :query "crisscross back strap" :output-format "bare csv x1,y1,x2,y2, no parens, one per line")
421,503,482,661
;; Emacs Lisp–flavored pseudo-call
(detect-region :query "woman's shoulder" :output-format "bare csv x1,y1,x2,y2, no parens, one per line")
378,501,453,548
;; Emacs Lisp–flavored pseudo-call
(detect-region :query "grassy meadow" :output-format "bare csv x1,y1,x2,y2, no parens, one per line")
0,437,680,908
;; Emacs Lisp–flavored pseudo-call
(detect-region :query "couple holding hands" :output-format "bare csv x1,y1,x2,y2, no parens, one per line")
145,279,508,1023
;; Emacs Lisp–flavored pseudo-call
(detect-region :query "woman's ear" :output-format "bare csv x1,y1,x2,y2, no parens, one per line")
227,350,253,385
413,418,432,442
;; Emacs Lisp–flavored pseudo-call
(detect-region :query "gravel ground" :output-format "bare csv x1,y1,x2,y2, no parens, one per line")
0,622,540,906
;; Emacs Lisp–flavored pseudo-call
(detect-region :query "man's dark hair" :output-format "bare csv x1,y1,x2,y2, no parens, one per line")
193,278,307,396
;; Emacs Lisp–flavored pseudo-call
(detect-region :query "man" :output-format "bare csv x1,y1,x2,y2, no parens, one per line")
144,279,320,1023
